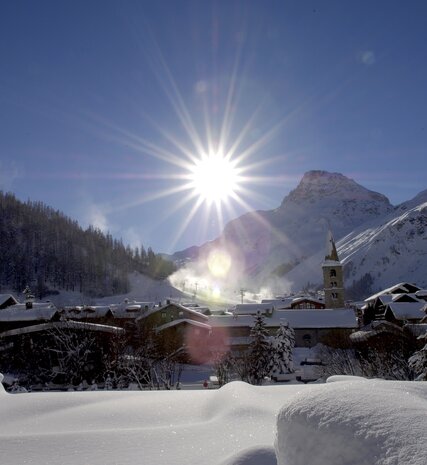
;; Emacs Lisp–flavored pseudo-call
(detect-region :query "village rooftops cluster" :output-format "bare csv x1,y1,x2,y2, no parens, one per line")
351,282,427,343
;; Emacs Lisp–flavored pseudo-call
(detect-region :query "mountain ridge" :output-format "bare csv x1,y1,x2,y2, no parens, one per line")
170,171,426,299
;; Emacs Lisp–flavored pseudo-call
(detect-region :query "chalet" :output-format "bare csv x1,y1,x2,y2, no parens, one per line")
136,302,212,362
362,282,427,326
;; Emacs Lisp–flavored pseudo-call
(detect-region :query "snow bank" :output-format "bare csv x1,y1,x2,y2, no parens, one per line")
1,377,427,465
275,377,427,465
0,380,297,465
220,445,277,465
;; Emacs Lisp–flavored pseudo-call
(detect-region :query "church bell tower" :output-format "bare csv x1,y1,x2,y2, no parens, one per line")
322,231,345,308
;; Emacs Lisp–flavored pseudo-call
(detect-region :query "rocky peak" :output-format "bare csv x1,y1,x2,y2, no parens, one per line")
282,170,392,207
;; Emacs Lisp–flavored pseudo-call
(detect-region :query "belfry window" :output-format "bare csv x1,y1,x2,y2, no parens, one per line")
330,269,337,277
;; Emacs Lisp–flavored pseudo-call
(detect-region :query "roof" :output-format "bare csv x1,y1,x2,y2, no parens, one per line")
276,309,357,329
232,303,275,315
290,296,324,306
366,283,423,301
209,308,357,329
62,306,112,319
0,321,124,338
261,297,294,308
385,302,426,321
138,302,209,322
0,304,59,322
0,294,19,306
155,319,211,333
391,293,420,303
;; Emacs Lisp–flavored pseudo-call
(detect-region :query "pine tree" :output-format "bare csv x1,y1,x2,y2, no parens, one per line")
247,312,272,385
271,322,295,376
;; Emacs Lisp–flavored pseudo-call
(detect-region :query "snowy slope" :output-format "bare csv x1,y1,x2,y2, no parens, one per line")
1,376,426,465
285,196,427,295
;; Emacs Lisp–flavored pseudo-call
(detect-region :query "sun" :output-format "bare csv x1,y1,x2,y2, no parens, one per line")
190,152,239,204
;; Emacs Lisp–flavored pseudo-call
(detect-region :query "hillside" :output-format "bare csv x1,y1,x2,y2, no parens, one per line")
0,192,175,298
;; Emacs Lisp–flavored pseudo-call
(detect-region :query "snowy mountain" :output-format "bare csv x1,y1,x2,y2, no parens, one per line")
171,171,399,297
273,192,427,298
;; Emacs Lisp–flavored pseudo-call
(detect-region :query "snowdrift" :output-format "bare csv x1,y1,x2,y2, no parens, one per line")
276,376,427,465
0,376,426,465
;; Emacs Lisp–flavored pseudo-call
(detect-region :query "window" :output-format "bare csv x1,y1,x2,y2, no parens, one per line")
331,292,338,300
161,312,166,319
330,269,336,277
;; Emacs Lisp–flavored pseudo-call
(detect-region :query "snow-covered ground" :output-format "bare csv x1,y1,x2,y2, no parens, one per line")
1,374,426,465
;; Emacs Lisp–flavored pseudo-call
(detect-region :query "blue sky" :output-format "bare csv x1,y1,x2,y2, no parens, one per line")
1,1,426,253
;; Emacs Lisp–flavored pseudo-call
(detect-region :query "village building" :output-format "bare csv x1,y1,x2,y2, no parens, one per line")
136,302,212,362
208,232,357,351
360,282,427,326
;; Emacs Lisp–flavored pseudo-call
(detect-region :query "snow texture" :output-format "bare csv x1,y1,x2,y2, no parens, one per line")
1,377,427,465
276,377,427,465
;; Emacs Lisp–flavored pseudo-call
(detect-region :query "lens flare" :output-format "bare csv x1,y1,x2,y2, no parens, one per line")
207,249,232,278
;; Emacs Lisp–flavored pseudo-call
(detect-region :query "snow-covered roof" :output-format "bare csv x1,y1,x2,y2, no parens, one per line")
385,302,426,321
391,293,420,303
415,290,427,299
261,298,293,308
63,306,111,319
0,294,19,306
366,282,422,301
210,308,357,329
0,321,124,338
232,303,275,315
0,304,59,322
276,309,357,329
155,319,211,333
138,302,209,322
290,296,324,306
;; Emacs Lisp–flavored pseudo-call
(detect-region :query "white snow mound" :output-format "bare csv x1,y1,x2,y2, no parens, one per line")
220,445,277,465
275,378,427,465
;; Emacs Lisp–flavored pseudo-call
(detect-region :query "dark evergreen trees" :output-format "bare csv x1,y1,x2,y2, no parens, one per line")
247,312,272,385
271,322,295,375
0,191,175,297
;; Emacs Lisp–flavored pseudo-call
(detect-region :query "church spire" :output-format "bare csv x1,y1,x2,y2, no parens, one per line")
325,230,339,262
